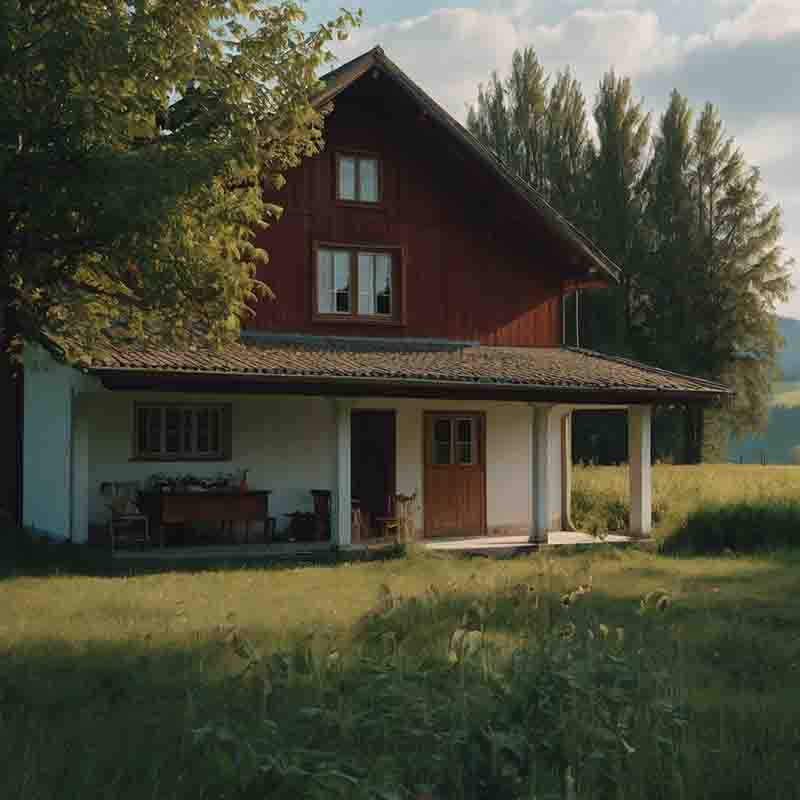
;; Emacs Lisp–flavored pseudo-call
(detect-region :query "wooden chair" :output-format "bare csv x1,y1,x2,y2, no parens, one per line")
375,493,401,538
107,482,150,552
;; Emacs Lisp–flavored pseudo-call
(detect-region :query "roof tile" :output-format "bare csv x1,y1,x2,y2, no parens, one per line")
86,336,731,397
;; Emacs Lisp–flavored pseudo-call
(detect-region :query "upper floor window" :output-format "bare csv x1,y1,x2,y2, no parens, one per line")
316,246,398,321
336,153,379,203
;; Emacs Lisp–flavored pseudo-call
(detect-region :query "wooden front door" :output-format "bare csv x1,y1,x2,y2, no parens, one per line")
424,413,486,538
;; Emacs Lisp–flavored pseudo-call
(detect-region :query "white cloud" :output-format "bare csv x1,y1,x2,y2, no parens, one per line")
735,114,800,171
713,0,800,45
334,6,682,116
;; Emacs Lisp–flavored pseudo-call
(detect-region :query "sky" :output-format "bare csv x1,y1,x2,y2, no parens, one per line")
304,0,800,318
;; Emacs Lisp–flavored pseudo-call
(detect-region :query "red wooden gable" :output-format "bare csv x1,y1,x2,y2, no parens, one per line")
250,55,612,347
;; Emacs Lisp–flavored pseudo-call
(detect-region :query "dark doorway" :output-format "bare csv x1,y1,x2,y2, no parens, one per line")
351,410,396,536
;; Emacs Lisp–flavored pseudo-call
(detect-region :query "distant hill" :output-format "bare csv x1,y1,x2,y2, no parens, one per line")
728,316,800,464
777,316,800,380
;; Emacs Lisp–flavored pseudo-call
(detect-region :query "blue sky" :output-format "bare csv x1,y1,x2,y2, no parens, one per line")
305,0,800,318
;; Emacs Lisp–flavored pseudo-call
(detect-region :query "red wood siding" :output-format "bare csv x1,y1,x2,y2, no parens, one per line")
251,83,566,346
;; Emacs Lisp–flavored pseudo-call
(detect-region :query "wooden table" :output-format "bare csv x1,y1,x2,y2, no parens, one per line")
139,490,271,546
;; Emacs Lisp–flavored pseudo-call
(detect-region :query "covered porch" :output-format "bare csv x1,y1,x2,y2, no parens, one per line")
22,337,729,552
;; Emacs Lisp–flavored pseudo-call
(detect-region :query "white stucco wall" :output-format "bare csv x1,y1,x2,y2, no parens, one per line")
80,393,534,537
84,392,338,531
351,397,533,535
22,347,98,540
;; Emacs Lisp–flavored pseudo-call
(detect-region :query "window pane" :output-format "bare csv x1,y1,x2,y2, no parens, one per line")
338,156,356,200
358,253,375,315
375,254,392,315
197,410,209,452
137,408,149,454
455,442,473,465
210,409,220,454
317,249,333,313
165,408,180,453
183,409,193,453
433,419,452,465
359,158,379,202
455,419,474,465
456,419,473,444
147,408,162,453
334,251,351,313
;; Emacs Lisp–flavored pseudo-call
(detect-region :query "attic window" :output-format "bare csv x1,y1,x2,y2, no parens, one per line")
337,154,379,203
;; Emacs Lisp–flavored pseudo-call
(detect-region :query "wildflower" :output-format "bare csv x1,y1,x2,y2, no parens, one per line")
559,622,577,641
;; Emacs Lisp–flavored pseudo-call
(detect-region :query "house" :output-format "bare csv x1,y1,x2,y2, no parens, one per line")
17,47,730,548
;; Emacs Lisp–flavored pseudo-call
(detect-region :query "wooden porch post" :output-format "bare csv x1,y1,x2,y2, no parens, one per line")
628,405,652,537
335,399,353,547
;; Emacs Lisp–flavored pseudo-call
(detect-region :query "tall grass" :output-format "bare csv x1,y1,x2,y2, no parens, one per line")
572,464,800,551
2,536,800,798
3,465,800,797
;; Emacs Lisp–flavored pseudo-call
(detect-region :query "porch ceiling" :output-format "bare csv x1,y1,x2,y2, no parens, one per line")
84,335,731,405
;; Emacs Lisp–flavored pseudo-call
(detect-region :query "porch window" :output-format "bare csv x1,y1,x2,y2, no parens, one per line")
316,246,398,321
336,153,379,203
133,404,231,460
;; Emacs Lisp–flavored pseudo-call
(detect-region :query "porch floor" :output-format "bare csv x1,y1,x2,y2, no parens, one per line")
111,531,649,561
423,531,643,555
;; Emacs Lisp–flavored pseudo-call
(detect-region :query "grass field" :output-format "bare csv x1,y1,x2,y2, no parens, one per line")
2,466,800,799
573,462,800,539
771,380,800,406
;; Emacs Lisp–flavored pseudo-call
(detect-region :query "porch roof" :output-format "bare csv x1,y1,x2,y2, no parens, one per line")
86,335,731,404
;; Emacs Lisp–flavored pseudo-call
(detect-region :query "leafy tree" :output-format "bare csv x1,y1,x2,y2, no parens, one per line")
686,103,791,455
0,0,358,361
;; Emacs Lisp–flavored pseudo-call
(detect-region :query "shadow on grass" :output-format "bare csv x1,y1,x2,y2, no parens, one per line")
3,566,800,800
0,525,403,581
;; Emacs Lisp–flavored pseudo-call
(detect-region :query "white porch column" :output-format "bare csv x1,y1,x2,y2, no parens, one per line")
628,405,653,537
335,399,353,547
561,411,574,531
530,404,563,543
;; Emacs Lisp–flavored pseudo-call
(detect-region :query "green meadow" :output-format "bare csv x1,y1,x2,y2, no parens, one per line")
2,465,800,799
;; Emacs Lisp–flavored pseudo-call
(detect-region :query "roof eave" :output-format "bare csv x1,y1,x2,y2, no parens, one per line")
90,367,730,405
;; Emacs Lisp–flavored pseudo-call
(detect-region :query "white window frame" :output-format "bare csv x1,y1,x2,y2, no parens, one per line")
336,153,380,203
316,247,395,319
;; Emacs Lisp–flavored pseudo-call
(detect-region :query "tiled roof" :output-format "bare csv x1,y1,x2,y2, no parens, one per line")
314,47,622,285
86,336,731,400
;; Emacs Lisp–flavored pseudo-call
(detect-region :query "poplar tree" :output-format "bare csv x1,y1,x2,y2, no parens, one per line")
640,90,695,368
545,68,592,225
686,103,790,453
507,47,549,193
466,72,514,167
0,0,358,362
582,72,651,354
